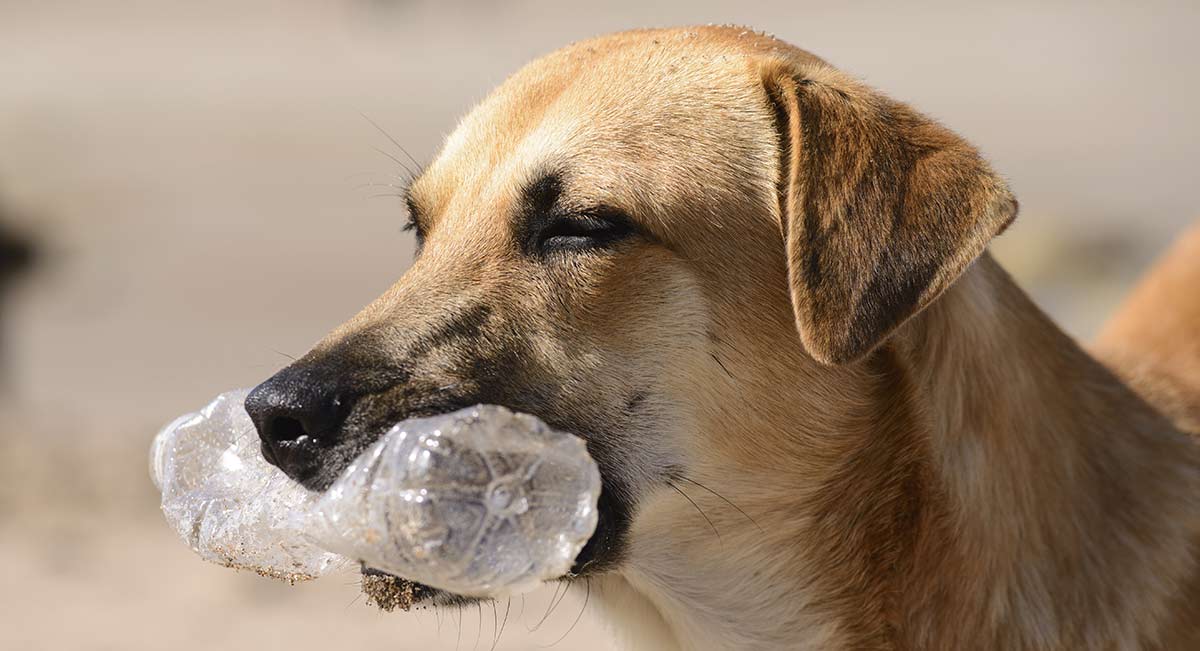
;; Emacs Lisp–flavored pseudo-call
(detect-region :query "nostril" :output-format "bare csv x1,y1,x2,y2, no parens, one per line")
245,372,361,464
266,416,309,444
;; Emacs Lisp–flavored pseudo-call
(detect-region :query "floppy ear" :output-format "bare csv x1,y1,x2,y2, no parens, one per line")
760,60,1018,365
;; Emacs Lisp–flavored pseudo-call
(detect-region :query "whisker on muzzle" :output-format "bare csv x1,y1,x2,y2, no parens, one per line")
528,580,569,632
666,480,722,546
675,474,764,533
474,602,483,651
269,348,298,362
494,597,512,650
545,577,591,648
234,424,257,445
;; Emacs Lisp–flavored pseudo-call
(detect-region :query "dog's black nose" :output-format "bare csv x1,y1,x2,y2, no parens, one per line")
245,367,357,482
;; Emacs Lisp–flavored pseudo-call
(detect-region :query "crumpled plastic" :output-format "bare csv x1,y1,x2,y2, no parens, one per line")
149,389,340,582
150,389,601,597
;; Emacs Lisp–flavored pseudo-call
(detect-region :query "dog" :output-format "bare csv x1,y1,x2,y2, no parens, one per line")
243,27,1200,649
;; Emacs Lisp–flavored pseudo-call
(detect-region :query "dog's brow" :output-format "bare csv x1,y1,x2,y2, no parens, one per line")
522,172,564,215
511,170,574,254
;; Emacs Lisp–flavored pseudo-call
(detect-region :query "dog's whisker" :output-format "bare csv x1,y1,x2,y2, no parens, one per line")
344,171,414,189
474,602,483,651
360,112,424,175
353,181,408,192
233,424,257,445
431,382,464,398
667,480,722,545
709,352,735,380
676,475,764,532
489,600,499,651
543,578,591,648
709,331,748,358
498,597,511,645
545,582,571,632
370,145,418,179
530,580,570,632
270,348,298,362
344,170,394,182
454,607,463,651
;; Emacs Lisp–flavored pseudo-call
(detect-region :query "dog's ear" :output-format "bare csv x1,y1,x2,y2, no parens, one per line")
760,60,1017,365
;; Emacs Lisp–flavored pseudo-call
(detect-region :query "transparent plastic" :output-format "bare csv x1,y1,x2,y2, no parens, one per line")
303,406,602,596
151,390,601,597
149,389,342,582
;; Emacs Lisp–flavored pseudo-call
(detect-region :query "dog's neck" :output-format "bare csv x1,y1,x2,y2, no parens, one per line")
888,255,1200,649
596,254,1200,650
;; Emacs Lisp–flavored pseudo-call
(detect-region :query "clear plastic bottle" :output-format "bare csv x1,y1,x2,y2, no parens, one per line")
151,390,601,597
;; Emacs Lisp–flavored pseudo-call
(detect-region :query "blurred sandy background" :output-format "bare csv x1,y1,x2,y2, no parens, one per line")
0,1,1196,649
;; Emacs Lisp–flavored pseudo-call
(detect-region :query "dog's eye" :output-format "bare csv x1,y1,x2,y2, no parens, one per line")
403,196,427,250
401,217,421,237
536,209,634,255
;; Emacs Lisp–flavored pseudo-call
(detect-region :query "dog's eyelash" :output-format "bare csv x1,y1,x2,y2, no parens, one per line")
401,216,425,253
403,195,427,245
534,208,635,255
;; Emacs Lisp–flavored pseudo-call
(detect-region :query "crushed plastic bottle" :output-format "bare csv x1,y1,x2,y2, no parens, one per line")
150,390,602,597
303,406,602,596
150,389,342,582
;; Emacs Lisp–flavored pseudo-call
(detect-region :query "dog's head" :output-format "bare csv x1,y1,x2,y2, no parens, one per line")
245,27,1015,606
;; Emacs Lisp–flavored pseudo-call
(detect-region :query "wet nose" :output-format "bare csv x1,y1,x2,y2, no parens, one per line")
244,366,358,482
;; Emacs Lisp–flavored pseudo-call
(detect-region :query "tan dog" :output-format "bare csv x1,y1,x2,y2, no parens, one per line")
244,27,1200,649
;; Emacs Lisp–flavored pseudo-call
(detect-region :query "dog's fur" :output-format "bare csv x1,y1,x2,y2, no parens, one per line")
246,27,1200,649
1097,225,1200,436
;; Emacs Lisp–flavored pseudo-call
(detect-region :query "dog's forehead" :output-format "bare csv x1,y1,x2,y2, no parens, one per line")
410,27,820,229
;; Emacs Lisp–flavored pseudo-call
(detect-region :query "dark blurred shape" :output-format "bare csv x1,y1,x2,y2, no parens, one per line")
0,221,36,286
0,197,38,380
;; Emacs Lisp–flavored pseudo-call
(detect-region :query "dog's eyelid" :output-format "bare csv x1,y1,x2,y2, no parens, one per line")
403,193,429,243
530,205,637,255
579,204,631,223
561,205,635,233
585,205,661,246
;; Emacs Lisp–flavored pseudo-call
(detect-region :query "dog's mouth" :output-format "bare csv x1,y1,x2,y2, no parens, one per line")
356,478,622,610
274,403,631,611
271,413,492,610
